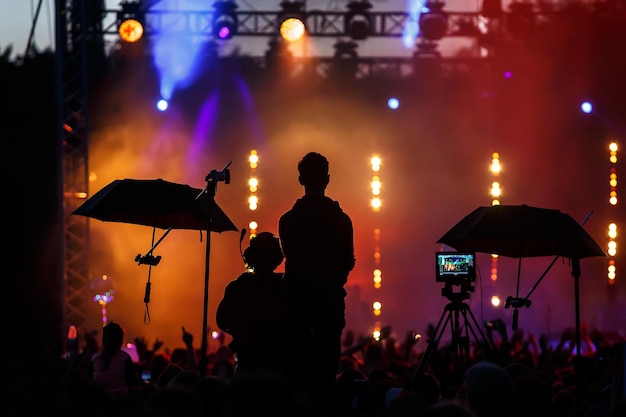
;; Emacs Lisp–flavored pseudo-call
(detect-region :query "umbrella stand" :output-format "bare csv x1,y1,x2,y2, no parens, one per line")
572,258,582,359
135,226,173,266
504,211,594,357
505,255,558,331
199,162,232,377
136,227,168,325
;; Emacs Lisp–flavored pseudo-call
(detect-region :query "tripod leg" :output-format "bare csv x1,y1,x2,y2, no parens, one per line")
463,305,494,359
452,308,471,375
414,306,453,378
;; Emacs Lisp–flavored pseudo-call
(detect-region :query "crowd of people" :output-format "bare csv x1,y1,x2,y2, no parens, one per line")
5,151,625,416
6,318,626,417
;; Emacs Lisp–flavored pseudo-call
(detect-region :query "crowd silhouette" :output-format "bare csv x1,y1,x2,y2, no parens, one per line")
7,317,625,417
5,152,625,417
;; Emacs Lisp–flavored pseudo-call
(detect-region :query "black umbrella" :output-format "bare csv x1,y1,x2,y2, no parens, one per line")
72,173,238,375
438,204,606,357
438,204,605,259
72,178,238,232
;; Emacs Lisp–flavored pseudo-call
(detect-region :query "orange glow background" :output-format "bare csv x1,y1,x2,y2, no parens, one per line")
79,58,624,353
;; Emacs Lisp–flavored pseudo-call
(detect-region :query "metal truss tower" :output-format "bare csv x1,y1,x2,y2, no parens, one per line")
57,0,102,328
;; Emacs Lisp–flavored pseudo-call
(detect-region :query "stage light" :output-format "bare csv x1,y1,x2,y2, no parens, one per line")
212,1,238,40
264,38,295,75
278,1,306,42
345,1,373,40
413,40,442,81
419,0,448,41
248,177,258,193
330,40,359,79
156,99,168,111
117,1,145,43
491,295,501,307
249,150,259,168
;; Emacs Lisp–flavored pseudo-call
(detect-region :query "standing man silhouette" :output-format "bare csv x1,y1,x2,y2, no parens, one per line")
279,151,356,414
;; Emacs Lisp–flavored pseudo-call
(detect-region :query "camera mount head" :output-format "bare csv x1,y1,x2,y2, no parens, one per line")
135,253,161,266
204,161,232,197
206,161,232,184
441,281,475,303
505,296,532,309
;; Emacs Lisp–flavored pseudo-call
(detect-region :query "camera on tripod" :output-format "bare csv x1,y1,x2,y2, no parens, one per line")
413,251,491,379
435,251,476,301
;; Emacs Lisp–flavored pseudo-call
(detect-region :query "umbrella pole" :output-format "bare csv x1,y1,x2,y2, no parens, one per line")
572,258,582,359
199,162,232,377
200,182,216,377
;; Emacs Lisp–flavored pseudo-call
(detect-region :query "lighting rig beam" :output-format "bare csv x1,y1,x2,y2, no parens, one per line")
100,7,484,39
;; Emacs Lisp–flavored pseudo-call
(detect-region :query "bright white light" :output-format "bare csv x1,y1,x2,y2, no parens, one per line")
491,295,501,307
157,99,168,111
371,156,381,171
581,101,593,114
388,97,400,110
403,0,424,48
280,18,305,42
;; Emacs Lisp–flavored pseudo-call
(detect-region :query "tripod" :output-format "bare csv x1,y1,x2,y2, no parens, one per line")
413,282,492,379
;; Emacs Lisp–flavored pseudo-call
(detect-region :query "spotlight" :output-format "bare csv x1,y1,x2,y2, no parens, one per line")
330,40,359,79
413,40,442,81
117,1,145,43
345,1,373,41
156,99,168,112
334,40,359,60
419,0,448,42
387,97,399,110
212,1,238,40
278,1,306,42
264,37,294,75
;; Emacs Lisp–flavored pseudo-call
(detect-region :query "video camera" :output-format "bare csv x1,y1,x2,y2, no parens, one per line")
435,251,476,285
436,251,476,302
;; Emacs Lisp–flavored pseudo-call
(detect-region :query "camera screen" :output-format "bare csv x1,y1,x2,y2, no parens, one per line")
435,252,476,283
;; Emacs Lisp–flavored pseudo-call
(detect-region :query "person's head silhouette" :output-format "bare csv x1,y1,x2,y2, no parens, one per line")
243,232,284,272
102,321,125,350
298,152,329,193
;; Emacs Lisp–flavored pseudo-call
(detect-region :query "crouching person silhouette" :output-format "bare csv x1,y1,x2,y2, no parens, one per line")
216,232,288,377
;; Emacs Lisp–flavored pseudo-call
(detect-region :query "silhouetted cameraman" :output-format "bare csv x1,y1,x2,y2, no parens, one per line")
216,232,287,376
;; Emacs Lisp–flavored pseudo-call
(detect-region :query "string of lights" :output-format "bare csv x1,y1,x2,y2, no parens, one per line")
247,150,260,240
607,142,619,284
370,155,383,337
489,152,502,308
